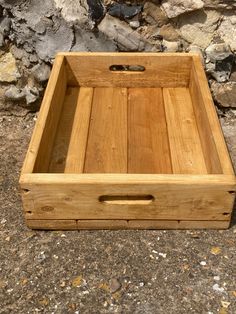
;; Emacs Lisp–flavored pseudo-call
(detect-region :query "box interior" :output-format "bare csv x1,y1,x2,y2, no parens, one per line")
33,54,223,175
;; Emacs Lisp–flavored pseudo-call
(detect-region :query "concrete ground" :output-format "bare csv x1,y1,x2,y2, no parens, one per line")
0,107,236,314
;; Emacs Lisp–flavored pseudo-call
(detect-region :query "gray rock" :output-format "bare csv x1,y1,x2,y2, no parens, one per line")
108,3,142,20
0,52,20,83
23,86,40,105
0,17,11,35
72,26,117,52
178,10,220,48
217,14,236,51
205,43,232,63
205,44,234,82
211,81,236,108
35,19,74,61
98,14,152,51
143,2,169,27
5,85,25,101
54,0,93,28
0,32,4,47
162,0,204,18
31,63,51,82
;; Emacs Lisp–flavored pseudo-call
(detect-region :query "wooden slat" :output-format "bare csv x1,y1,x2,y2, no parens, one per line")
190,56,234,175
77,220,230,229
21,55,67,174
64,87,93,173
128,88,172,174
84,87,127,173
26,219,77,230
163,87,207,174
26,219,230,230
49,87,79,172
64,52,192,87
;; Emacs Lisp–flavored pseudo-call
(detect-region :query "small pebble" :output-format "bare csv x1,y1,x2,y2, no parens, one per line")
213,276,220,281
213,283,224,293
129,20,140,29
159,253,167,258
109,278,121,293
200,261,207,266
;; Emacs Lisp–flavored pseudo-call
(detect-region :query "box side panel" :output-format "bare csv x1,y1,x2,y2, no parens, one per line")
33,58,68,173
190,56,234,175
65,53,192,88
20,55,67,174
20,175,235,221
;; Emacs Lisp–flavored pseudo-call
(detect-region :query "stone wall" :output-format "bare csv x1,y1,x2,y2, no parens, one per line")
0,0,235,110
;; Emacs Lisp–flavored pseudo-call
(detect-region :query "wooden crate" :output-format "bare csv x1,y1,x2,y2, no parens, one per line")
19,52,236,230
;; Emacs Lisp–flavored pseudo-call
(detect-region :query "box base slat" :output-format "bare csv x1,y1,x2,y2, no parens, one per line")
26,219,230,230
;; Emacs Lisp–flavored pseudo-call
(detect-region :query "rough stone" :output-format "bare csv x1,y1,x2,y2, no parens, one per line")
87,0,105,23
5,85,25,101
31,63,51,83
98,14,152,51
23,85,40,105
71,26,117,52
203,0,236,9
0,32,4,47
159,24,180,41
143,2,169,27
35,18,74,61
162,0,204,18
217,14,236,51
0,52,20,83
129,20,140,29
108,3,142,20
53,0,93,28
205,43,232,63
162,39,180,52
0,17,11,35
205,44,234,82
179,10,220,48
211,81,236,108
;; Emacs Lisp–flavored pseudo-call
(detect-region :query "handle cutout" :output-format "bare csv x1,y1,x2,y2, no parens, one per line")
99,195,154,205
109,65,145,72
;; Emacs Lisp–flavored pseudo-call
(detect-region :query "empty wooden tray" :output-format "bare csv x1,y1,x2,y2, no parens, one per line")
19,52,236,230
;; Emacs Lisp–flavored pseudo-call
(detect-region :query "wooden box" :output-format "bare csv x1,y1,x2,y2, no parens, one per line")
19,53,236,230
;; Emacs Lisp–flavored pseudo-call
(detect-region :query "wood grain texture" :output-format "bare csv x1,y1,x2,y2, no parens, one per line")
191,56,234,175
64,87,93,173
20,174,235,221
25,219,230,230
163,87,207,174
84,87,127,173
21,55,66,174
49,87,79,173
64,52,192,87
128,88,172,174
26,219,77,230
